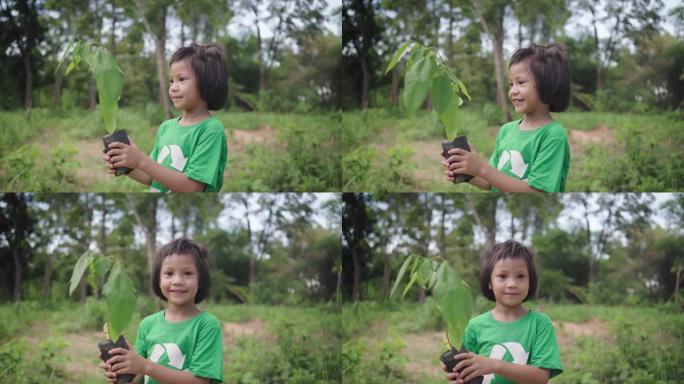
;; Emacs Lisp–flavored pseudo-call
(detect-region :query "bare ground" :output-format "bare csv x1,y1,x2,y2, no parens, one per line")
228,125,279,154
222,318,274,347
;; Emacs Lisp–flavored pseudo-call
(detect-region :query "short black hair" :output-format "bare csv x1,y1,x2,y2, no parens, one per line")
170,43,228,110
151,238,211,304
479,240,537,302
509,43,571,112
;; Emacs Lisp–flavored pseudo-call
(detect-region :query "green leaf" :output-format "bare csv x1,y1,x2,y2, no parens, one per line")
385,41,411,75
439,90,462,141
69,251,94,296
443,66,471,101
103,263,136,339
432,262,473,347
401,257,423,298
93,256,113,281
404,54,436,114
390,254,414,299
92,47,123,133
431,74,452,116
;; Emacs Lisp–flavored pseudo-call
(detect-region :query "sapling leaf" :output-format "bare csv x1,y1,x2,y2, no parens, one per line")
385,41,411,75
93,256,113,281
440,90,462,141
103,263,136,339
401,257,423,298
432,262,473,347
92,47,123,134
69,250,94,296
390,254,415,299
431,74,453,116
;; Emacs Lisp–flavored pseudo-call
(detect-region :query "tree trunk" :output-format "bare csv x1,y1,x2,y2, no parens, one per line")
351,248,361,301
43,252,54,299
110,0,116,55
52,63,65,107
136,0,171,118
23,54,33,109
389,63,400,107
590,6,602,91
360,53,370,109
473,0,510,122
89,78,97,110
12,248,22,302
447,0,455,65
381,254,391,300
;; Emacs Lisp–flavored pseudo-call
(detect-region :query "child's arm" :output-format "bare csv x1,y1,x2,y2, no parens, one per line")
106,141,205,192
445,148,541,192
105,344,209,384
451,352,550,384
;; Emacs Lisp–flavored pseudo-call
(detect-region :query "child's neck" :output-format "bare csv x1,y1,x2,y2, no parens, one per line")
179,107,210,126
520,108,552,131
491,303,528,322
165,302,201,322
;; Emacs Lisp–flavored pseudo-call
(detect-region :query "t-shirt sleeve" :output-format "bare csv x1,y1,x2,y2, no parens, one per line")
461,322,478,353
189,318,223,383
184,125,226,191
134,319,148,358
527,132,569,192
529,315,563,378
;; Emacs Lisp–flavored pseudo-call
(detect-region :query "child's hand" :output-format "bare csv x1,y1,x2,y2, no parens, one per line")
106,138,146,170
106,340,147,377
443,363,464,384
452,352,499,382
99,352,117,383
444,144,488,177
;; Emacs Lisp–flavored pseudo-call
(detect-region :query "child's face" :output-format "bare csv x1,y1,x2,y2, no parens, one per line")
169,60,204,111
489,257,529,308
159,253,199,307
508,62,544,115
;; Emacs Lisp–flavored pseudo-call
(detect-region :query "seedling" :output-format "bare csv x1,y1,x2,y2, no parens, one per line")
69,250,136,383
58,41,131,176
391,253,483,384
385,41,473,184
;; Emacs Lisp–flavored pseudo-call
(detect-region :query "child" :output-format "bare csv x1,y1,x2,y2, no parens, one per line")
444,240,562,384
443,43,571,192
103,43,228,192
99,238,223,384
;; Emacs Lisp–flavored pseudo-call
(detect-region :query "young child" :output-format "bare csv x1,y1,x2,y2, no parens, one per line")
104,43,228,192
443,43,571,192
99,238,223,384
444,240,563,384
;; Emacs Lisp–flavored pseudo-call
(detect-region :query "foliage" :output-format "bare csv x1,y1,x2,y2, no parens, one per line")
60,41,123,134
69,251,136,339
390,254,474,348
385,41,471,140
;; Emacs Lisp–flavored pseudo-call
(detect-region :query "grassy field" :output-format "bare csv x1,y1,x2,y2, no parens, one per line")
342,108,684,192
0,300,342,383
0,108,341,192
340,300,684,384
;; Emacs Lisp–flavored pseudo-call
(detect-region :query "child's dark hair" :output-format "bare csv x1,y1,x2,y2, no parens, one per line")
509,43,570,112
479,240,537,302
170,43,228,110
151,238,211,304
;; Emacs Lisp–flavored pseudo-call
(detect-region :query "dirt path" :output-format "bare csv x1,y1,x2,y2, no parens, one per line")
569,125,618,154
554,317,612,349
228,125,279,154
222,318,273,347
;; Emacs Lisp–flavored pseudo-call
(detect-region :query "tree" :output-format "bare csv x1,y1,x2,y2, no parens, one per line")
342,0,383,109
0,193,35,302
342,193,374,301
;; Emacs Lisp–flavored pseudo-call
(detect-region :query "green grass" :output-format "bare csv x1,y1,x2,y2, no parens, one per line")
338,300,684,383
0,301,342,384
0,108,341,192
342,107,684,192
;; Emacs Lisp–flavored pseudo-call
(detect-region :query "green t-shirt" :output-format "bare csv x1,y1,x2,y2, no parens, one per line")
461,310,563,384
134,310,223,384
489,119,570,192
149,116,228,192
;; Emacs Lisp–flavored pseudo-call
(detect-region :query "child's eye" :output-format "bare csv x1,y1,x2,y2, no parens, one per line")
164,272,172,276
184,272,193,276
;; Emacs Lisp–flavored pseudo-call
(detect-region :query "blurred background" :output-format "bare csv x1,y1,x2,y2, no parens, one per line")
0,0,342,192
0,192,342,383
341,192,684,383
342,0,684,192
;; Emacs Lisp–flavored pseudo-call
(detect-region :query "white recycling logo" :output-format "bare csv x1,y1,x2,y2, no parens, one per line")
157,145,188,171
497,150,528,178
483,341,529,384
145,343,186,384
